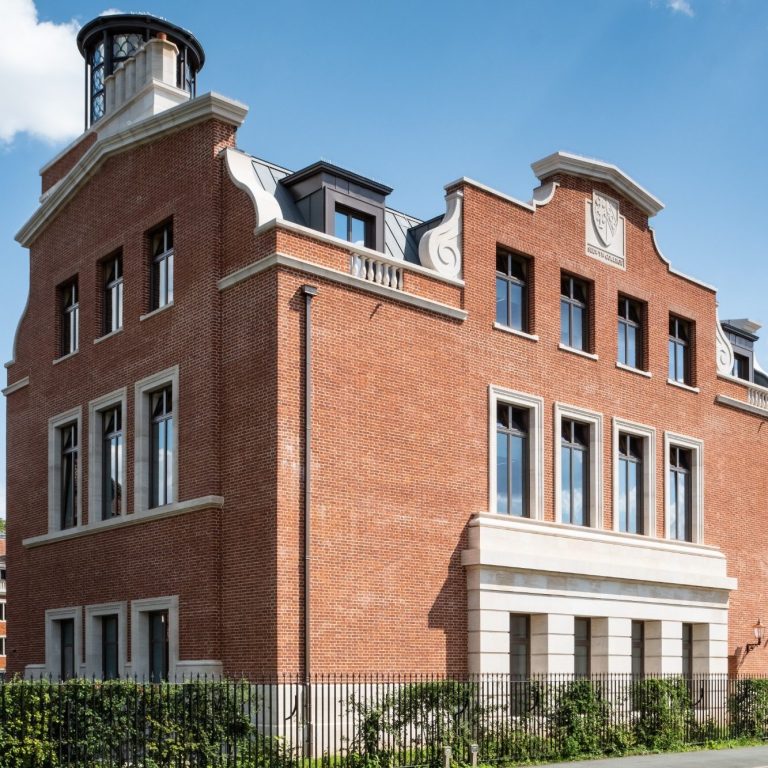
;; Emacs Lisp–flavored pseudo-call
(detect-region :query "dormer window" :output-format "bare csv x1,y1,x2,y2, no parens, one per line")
281,161,391,253
334,206,372,248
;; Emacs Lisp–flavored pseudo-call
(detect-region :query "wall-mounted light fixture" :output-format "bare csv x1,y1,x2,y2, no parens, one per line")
745,618,765,655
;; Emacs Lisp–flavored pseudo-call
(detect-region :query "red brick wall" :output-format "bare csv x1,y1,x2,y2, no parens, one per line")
6,118,236,675
9,117,768,679
41,132,98,194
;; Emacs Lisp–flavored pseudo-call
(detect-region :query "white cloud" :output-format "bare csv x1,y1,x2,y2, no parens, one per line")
100,8,124,16
0,0,82,144
667,0,694,17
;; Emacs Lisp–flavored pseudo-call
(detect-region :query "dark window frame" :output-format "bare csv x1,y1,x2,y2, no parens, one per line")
101,405,123,520
149,222,174,311
618,433,644,535
560,274,590,352
60,422,78,530
103,252,124,335
334,205,374,249
574,617,591,678
149,386,173,509
682,623,694,679
669,445,693,542
669,315,692,385
101,614,119,680
561,418,590,527
60,279,79,357
631,620,645,678
59,619,75,681
495,249,529,332
496,403,530,517
618,296,644,370
148,610,169,683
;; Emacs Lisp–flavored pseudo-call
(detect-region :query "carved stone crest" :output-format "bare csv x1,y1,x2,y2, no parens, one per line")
585,190,626,270
592,191,619,247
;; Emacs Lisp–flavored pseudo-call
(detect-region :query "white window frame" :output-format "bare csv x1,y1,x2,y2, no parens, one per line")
0,600,5,621
664,431,704,544
612,418,656,536
134,366,179,513
48,406,83,533
130,595,179,681
45,606,82,679
554,402,603,528
85,601,127,679
489,386,544,520
88,388,128,525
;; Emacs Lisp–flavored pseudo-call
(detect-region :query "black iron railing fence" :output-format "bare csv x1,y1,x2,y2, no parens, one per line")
1,673,768,766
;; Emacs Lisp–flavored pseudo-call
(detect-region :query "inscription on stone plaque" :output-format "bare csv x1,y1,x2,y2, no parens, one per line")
585,190,626,269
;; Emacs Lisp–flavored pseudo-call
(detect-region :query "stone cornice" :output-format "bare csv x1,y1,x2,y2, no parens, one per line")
531,151,664,217
16,92,248,247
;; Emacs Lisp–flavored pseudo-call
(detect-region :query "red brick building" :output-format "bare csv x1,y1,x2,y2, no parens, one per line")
5,13,768,681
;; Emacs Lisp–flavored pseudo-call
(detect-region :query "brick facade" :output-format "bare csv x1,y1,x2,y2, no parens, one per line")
6,33,768,680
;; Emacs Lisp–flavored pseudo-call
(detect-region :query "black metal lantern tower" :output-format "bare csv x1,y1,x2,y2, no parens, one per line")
76,13,205,129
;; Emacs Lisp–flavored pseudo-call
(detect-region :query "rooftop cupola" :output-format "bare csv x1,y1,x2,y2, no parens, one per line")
76,13,205,130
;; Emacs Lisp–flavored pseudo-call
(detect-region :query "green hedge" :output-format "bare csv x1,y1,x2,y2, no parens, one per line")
0,678,286,768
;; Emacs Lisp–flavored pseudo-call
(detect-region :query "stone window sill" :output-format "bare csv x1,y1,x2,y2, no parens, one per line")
140,301,174,322
52,349,79,365
94,327,123,345
492,322,539,342
616,362,652,378
667,378,700,394
558,343,598,361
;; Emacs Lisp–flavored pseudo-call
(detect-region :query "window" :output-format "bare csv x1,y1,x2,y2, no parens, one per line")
618,297,643,369
60,279,79,356
631,621,645,677
490,387,544,520
664,432,703,544
60,423,78,530
574,618,591,677
732,352,750,381
613,419,656,537
617,433,643,534
334,207,372,247
0,636,5,656
150,223,174,310
103,253,123,335
561,275,589,351
59,619,75,680
668,445,692,542
130,596,178,681
668,316,691,384
85,602,126,679
101,405,123,520
496,403,528,517
150,386,173,508
89,389,127,525
561,419,590,526
135,368,178,513
682,623,693,678
556,404,603,528
149,611,169,683
496,250,528,332
45,607,81,679
101,615,119,680
509,614,530,679
0,602,5,621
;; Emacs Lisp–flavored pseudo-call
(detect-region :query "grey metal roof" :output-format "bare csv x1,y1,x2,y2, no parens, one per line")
248,155,430,263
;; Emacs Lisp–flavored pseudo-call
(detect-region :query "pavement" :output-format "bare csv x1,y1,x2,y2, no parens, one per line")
534,745,768,767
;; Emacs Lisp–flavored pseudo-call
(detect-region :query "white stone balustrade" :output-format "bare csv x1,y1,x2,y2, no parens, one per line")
350,253,403,290
748,387,768,411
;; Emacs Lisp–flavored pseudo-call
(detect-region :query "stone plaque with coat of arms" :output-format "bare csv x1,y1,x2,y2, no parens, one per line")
585,190,626,269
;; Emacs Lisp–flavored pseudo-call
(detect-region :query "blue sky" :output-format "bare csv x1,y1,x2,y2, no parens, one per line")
1,0,767,519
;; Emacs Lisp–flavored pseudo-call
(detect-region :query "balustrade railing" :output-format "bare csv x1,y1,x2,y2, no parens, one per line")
350,253,404,290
